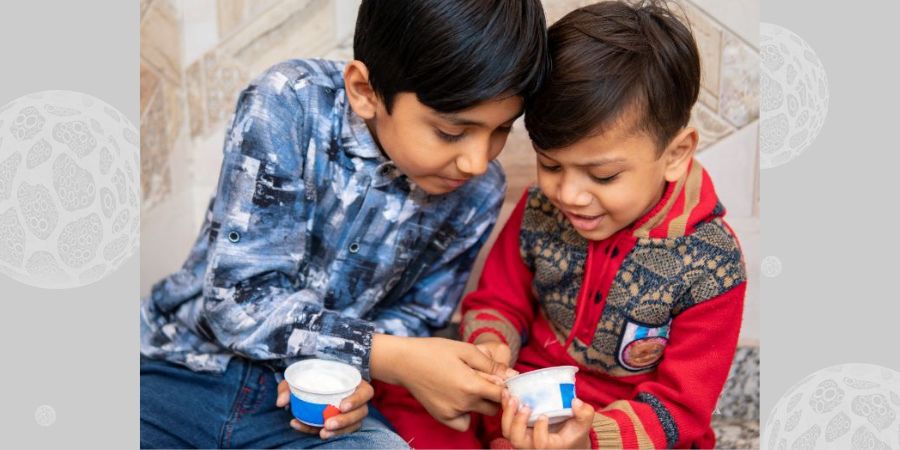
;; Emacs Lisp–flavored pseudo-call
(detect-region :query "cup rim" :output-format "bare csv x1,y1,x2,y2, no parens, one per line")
504,365,579,386
284,358,362,395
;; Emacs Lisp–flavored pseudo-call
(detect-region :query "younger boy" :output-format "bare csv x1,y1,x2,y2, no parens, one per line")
139,0,549,448
462,2,747,448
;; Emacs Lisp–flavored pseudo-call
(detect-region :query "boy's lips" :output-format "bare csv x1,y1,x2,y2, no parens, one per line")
563,210,605,231
439,176,469,189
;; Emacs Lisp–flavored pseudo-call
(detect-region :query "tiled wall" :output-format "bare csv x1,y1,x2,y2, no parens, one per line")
140,0,759,344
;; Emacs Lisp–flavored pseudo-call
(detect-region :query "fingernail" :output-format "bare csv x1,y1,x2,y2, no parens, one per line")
572,398,583,408
506,368,519,378
326,419,338,430
321,431,333,439
539,415,548,422
340,401,351,412
290,421,301,431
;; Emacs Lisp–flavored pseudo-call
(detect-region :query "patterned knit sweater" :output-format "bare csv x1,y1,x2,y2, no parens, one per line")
461,160,747,449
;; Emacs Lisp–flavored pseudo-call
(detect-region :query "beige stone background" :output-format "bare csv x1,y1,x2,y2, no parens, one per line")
139,0,760,345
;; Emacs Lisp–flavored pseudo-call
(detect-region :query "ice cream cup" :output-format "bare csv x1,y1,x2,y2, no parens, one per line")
284,359,361,427
504,365,579,426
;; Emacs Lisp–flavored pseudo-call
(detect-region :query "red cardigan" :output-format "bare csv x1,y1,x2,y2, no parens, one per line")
461,161,746,449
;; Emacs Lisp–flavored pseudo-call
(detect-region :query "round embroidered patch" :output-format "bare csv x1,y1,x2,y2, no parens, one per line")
622,336,667,369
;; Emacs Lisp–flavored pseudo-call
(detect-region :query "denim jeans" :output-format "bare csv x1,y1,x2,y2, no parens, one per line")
140,356,409,449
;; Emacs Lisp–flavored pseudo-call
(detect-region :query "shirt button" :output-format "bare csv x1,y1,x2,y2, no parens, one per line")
227,231,241,243
348,242,361,254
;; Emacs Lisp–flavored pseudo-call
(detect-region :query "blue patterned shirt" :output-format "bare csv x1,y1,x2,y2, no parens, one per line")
140,59,505,379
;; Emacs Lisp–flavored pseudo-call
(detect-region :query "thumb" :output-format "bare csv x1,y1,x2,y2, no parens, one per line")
461,346,518,379
571,398,595,424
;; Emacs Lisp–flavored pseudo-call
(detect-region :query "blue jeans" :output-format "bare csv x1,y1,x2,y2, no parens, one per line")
141,356,409,449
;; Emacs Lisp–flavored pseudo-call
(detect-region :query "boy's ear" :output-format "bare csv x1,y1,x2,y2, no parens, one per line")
343,60,378,120
663,127,698,183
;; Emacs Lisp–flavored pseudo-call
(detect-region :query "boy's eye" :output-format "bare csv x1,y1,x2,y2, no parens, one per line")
435,128,465,143
590,173,620,184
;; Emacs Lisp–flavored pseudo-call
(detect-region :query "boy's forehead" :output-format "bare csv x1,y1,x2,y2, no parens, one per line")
540,120,657,163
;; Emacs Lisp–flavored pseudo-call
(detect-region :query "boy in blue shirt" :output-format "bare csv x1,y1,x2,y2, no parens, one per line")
140,0,549,448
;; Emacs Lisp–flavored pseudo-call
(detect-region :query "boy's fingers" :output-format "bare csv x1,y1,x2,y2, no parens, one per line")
572,398,595,424
320,422,362,439
471,376,505,403
533,416,550,449
470,400,499,417
341,381,374,412
501,396,517,437
460,346,512,379
289,419,320,435
476,371,505,386
325,405,369,431
276,381,290,407
510,406,531,446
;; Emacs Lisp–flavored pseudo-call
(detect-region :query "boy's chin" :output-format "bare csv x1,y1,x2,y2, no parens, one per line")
569,223,620,242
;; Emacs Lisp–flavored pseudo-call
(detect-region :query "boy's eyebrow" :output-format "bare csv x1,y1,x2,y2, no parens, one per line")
574,157,626,168
436,110,522,127
536,150,625,167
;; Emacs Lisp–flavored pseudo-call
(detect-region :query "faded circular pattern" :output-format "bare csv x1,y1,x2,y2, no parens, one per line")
760,23,829,169
761,256,783,278
0,91,139,289
763,364,900,449
34,405,56,427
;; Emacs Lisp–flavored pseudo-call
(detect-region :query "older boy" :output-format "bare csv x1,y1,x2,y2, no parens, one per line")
140,0,549,448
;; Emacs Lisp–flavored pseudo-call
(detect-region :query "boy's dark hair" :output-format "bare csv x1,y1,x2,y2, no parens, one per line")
525,1,701,151
353,0,549,113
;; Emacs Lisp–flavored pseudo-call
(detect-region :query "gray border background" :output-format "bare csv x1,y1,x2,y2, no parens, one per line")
762,0,900,434
2,0,899,447
0,0,138,448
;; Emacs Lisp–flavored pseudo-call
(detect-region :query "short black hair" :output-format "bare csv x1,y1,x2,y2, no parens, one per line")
353,0,549,113
525,0,701,151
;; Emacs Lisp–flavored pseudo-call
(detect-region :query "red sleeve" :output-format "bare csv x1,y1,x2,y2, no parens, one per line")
459,189,535,363
590,282,746,449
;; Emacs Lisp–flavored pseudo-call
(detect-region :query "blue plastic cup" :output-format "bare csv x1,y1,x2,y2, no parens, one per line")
284,359,361,427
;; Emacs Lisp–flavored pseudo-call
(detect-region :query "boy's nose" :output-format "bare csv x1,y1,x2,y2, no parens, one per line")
456,146,489,177
557,178,591,208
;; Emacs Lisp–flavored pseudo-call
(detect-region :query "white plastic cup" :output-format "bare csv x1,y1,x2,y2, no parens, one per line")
284,359,362,427
505,366,579,426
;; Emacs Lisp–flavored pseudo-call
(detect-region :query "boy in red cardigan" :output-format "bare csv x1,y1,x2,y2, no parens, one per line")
461,2,747,448
373,1,746,448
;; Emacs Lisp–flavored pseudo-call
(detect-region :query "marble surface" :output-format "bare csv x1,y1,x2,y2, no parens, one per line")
718,345,761,421
713,417,761,449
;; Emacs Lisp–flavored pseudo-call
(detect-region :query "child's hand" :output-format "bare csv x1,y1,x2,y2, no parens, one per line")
372,335,517,432
474,336,513,369
276,379,375,439
501,390,595,449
